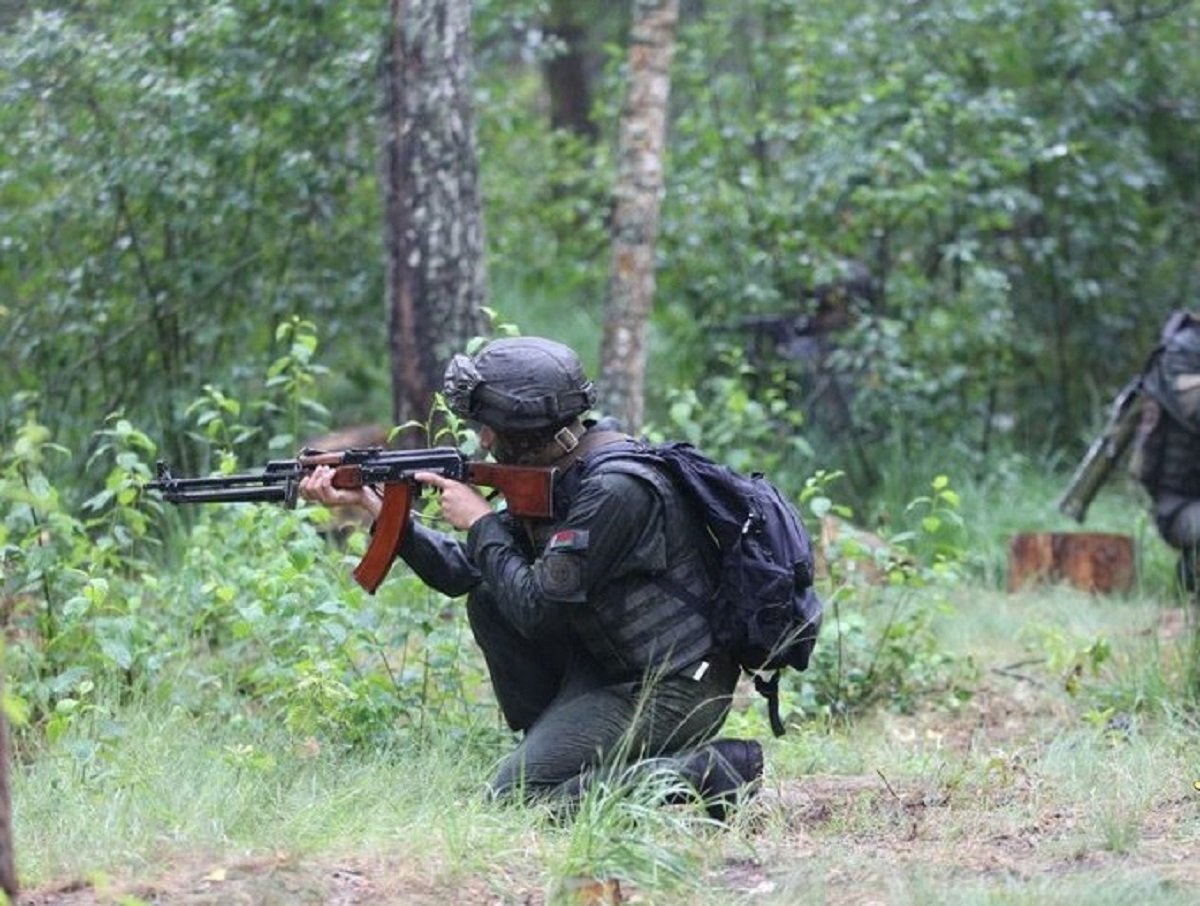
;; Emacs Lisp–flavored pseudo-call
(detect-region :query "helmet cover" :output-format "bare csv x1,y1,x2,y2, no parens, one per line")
443,337,597,431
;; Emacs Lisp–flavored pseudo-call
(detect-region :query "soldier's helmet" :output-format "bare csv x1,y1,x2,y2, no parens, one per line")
443,337,597,432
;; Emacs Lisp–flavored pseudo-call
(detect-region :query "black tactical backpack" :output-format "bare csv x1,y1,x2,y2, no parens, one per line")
582,440,823,736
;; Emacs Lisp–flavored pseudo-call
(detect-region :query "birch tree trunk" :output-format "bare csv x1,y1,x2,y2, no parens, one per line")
542,0,598,140
598,0,679,433
384,0,486,432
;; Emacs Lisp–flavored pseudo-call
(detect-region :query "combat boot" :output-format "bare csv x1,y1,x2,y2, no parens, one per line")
673,737,764,821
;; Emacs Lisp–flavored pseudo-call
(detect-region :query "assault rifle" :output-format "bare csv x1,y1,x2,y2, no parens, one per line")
1058,377,1143,523
147,446,556,593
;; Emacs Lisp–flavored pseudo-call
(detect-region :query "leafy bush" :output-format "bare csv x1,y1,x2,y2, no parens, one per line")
0,340,497,751
794,473,975,721
659,0,1198,476
1,405,162,731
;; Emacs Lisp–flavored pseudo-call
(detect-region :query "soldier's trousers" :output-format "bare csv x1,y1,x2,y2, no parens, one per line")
1155,493,1200,590
465,588,740,802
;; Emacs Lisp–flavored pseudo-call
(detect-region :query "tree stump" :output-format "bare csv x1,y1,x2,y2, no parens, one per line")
1007,532,1135,594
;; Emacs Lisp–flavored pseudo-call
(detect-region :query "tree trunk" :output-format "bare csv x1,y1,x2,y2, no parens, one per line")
0,675,15,902
597,0,679,433
542,0,599,140
384,0,486,434
1007,531,1136,594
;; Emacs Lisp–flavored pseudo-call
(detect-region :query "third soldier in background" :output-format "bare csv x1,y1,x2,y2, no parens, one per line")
1131,311,1200,593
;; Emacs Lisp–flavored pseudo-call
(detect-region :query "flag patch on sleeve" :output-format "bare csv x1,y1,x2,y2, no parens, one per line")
547,529,589,552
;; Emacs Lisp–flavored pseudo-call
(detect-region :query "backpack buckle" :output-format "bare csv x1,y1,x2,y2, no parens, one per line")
554,425,581,454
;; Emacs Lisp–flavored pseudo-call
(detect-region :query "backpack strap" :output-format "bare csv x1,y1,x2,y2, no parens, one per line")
545,428,635,518
753,671,787,738
557,428,633,473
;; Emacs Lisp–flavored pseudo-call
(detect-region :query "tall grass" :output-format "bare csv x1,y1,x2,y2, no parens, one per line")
14,703,518,885
15,575,1200,902
862,438,1179,596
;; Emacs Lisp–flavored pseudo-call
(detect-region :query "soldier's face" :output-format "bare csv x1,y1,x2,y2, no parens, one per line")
479,425,517,463
479,425,497,455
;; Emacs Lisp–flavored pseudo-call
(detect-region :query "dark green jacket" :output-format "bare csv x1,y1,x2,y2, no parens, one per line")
398,452,715,680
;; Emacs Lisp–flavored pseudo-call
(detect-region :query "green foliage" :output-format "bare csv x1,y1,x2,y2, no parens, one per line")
797,474,975,719
1021,623,1114,698
0,357,492,751
646,347,812,479
474,0,619,315
178,316,331,471
184,384,260,472
82,415,162,560
262,316,333,452
0,405,162,728
160,501,488,748
4,0,1196,510
659,0,1199,481
0,0,386,468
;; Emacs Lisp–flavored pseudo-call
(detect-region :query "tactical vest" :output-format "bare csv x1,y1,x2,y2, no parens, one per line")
1154,415,1200,503
1139,316,1200,508
552,457,716,680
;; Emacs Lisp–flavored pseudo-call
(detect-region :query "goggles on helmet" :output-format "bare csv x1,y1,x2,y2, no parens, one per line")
443,353,483,419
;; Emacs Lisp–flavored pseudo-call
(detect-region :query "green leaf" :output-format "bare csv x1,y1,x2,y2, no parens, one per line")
99,635,133,671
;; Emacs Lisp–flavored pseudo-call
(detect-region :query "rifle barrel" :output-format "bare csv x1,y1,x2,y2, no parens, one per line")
148,472,293,492
151,484,291,504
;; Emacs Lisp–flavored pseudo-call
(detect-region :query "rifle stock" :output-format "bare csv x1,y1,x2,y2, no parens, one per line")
1058,378,1143,522
147,446,557,594
466,461,556,519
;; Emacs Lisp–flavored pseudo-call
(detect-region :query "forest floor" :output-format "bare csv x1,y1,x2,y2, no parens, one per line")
16,603,1200,906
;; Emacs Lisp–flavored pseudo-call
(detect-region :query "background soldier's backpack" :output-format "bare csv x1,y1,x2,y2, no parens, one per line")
1130,311,1200,498
582,440,823,736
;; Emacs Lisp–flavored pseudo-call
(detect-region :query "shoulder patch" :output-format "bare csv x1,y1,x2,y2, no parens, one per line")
548,529,590,552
